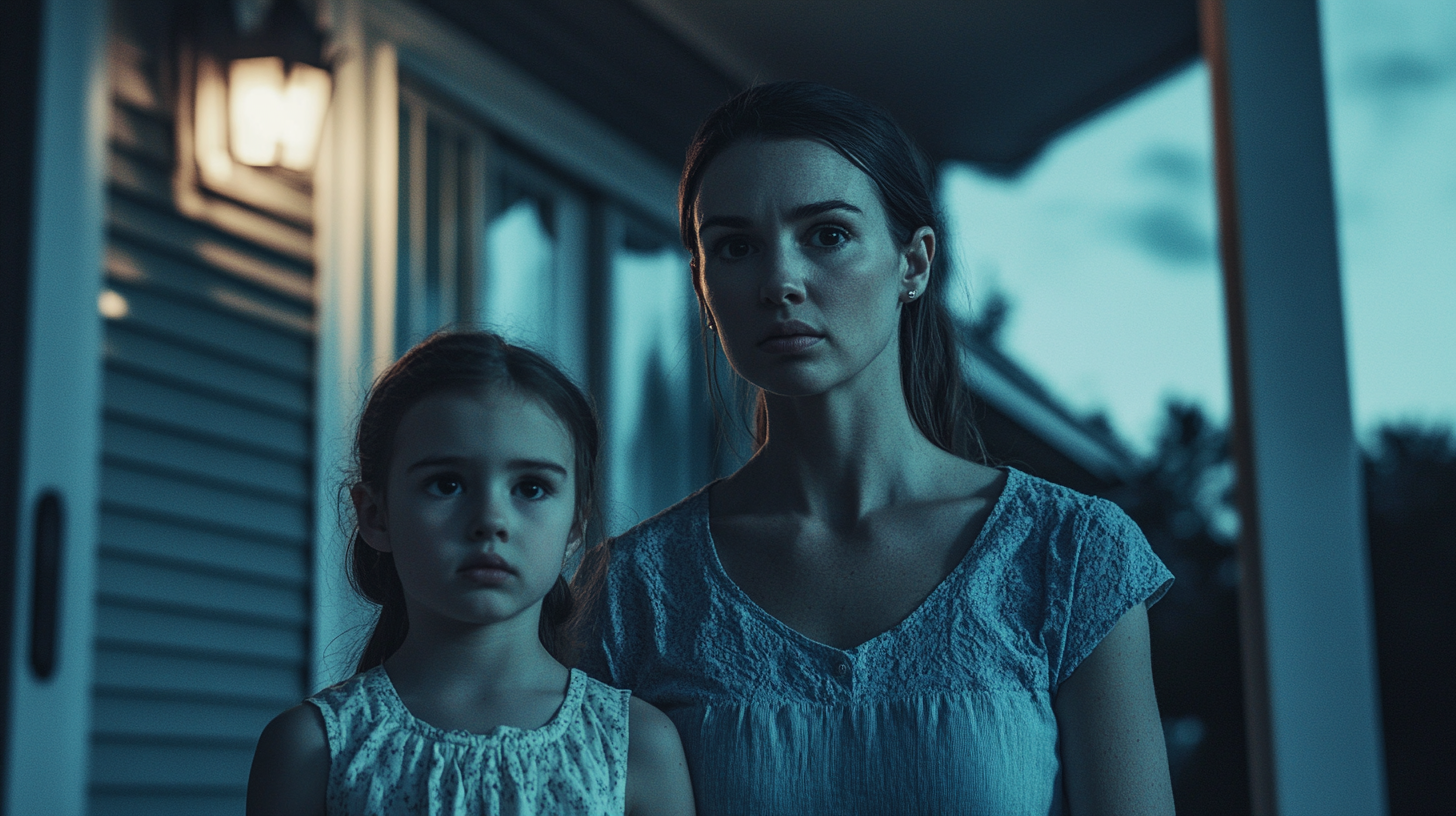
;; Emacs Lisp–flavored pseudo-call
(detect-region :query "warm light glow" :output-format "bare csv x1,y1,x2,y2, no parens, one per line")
229,57,287,166
227,57,331,170
279,64,331,170
98,290,129,320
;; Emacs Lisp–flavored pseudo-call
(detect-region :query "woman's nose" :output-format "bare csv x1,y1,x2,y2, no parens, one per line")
759,242,807,306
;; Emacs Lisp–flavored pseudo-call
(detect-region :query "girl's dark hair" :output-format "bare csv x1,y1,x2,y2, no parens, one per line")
346,330,601,672
680,80,986,461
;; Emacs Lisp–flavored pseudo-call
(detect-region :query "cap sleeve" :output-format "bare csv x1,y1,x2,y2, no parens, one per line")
1047,498,1173,690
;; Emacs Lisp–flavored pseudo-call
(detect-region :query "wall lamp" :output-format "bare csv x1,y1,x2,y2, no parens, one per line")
187,0,332,202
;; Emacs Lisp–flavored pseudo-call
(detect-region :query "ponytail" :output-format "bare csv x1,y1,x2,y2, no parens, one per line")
350,533,409,673
537,575,577,665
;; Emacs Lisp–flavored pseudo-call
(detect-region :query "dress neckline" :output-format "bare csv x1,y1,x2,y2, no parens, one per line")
370,665,586,746
699,467,1022,656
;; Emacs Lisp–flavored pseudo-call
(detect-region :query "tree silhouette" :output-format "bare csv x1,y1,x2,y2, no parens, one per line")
1112,406,1456,815
1108,400,1248,815
1362,423,1456,815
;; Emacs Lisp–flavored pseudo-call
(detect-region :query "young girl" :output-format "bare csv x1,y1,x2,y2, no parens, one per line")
247,331,694,816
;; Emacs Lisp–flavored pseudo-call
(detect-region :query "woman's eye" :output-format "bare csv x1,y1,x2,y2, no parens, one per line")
428,476,463,496
809,226,849,248
713,237,753,260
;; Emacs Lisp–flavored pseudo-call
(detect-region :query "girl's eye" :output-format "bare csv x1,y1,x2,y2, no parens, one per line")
514,480,550,501
428,476,463,496
809,226,849,248
713,237,754,260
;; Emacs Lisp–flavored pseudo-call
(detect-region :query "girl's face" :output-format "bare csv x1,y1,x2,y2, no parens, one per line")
692,138,933,399
355,385,578,633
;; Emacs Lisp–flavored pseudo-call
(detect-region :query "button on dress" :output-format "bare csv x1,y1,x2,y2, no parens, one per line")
579,468,1173,815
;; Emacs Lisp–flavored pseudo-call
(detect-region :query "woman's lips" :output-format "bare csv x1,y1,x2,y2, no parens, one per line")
759,334,824,354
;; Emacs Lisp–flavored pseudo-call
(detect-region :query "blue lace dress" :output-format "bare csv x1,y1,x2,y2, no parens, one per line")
578,468,1172,815
307,666,630,816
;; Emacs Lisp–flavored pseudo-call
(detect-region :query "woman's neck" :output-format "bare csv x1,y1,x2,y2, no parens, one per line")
734,354,974,529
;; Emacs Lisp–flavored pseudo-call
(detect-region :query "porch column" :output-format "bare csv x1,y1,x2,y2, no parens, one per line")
1201,2,1386,814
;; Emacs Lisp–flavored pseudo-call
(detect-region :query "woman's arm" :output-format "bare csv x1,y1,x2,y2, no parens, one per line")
1054,602,1176,816
246,703,328,816
624,697,696,816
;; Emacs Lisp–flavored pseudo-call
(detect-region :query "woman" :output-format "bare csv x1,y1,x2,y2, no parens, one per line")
577,81,1175,815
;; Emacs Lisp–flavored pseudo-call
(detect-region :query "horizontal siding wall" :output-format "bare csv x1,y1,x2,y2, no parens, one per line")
92,11,315,816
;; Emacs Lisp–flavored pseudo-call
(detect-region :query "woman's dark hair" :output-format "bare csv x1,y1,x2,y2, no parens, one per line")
680,80,986,462
346,330,601,672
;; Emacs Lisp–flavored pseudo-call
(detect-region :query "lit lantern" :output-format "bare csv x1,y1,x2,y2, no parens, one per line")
190,0,332,180
227,56,332,170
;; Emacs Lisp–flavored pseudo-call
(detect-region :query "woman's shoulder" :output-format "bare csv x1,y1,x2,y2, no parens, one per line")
602,483,713,562
993,467,1141,543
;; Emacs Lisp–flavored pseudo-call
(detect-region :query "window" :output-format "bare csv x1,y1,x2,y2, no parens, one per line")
395,79,710,534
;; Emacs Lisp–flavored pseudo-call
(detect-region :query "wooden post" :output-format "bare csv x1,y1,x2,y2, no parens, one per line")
1201,2,1387,813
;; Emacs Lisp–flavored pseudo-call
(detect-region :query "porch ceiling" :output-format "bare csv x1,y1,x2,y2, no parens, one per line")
633,0,1201,174
416,0,1199,175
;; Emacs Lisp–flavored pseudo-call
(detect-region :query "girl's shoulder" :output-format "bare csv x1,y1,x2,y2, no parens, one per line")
574,669,633,724
305,666,389,718
248,703,329,816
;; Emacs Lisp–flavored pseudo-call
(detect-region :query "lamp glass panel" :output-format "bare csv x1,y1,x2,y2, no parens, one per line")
228,57,287,166
280,64,332,171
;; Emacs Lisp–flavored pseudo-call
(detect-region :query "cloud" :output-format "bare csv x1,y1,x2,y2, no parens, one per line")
1350,51,1450,96
1123,205,1216,266
1136,146,1208,189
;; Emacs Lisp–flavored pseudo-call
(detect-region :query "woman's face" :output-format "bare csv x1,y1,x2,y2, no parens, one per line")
692,138,932,399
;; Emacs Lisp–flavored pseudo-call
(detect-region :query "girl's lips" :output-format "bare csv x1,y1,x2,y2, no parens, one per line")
759,334,823,354
460,567,513,586
459,553,514,585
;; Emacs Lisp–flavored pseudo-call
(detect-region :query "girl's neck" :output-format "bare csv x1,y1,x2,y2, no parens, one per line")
383,602,564,701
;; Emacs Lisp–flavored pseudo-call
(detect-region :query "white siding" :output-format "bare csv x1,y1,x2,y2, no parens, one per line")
89,15,315,815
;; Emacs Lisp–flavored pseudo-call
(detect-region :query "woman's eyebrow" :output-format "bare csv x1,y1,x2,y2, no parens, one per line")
698,214,750,231
787,199,862,220
698,200,863,233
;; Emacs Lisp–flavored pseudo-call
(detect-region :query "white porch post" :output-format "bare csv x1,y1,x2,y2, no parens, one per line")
1201,2,1387,814
3,0,108,812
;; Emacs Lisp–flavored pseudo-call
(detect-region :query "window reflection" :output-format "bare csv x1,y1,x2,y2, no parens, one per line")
477,153,588,382
606,221,699,531
484,196,554,350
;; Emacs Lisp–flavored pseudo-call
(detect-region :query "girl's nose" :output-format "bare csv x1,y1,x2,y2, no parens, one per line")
469,493,509,542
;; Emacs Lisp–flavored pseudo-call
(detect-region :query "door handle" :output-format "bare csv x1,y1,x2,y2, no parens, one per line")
29,490,62,680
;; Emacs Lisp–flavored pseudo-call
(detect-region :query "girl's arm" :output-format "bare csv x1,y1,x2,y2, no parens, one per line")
624,697,696,816
246,703,329,816
1054,602,1176,816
